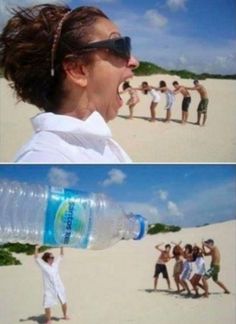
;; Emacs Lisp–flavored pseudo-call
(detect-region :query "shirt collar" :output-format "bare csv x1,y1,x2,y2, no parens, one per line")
31,111,112,139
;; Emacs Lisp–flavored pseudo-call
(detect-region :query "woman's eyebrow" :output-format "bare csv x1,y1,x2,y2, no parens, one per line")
109,31,121,38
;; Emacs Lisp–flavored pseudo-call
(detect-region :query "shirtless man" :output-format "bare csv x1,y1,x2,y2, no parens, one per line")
153,243,171,291
173,81,191,124
201,239,230,297
187,80,209,126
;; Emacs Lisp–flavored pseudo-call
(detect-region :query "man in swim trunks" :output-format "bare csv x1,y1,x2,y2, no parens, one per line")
153,243,171,291
187,80,209,126
173,81,191,124
201,239,230,297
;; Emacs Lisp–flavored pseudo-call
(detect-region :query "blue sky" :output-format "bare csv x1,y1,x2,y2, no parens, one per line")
0,0,236,74
0,164,235,227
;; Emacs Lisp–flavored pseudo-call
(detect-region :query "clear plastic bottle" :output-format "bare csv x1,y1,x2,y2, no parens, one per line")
0,180,148,249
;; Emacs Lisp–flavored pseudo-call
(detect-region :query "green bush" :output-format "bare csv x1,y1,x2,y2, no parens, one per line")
148,223,181,235
1,243,50,255
169,69,203,80
134,61,236,80
0,244,51,266
0,249,21,266
134,61,168,76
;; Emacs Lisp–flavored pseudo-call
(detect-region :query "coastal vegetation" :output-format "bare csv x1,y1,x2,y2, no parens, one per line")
148,223,181,235
0,244,49,266
0,62,235,80
134,61,236,80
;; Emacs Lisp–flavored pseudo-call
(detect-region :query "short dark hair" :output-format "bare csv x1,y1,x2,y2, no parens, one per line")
173,81,179,86
205,239,214,245
173,245,183,257
159,80,166,88
141,81,148,94
0,4,109,112
193,80,199,85
42,252,52,263
185,244,193,253
165,244,171,249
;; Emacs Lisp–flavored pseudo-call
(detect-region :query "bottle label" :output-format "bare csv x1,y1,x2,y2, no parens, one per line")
43,187,92,248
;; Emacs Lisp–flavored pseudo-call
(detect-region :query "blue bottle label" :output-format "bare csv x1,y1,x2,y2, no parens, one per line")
43,187,92,248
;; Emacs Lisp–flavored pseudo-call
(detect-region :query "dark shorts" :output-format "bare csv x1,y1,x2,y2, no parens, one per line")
182,97,191,112
204,264,220,282
198,98,209,114
154,263,169,279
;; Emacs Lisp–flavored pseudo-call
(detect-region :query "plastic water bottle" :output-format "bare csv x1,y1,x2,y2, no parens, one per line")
0,180,147,249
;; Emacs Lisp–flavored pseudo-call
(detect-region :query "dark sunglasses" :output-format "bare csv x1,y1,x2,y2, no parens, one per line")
77,36,131,59
48,255,54,259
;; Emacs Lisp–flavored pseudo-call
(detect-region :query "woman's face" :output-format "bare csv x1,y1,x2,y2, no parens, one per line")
47,254,54,265
85,18,139,121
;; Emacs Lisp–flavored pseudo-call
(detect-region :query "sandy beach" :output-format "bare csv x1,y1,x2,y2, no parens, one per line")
0,76,236,162
0,220,235,324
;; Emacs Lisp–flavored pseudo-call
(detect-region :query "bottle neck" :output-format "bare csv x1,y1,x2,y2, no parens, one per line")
123,214,147,240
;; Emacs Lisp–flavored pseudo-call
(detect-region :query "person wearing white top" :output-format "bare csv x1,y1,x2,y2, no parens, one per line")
34,245,69,324
155,80,175,123
135,82,161,122
190,246,206,297
0,4,139,163
14,111,131,163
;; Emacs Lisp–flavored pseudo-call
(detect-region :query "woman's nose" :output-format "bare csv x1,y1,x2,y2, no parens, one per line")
128,55,139,70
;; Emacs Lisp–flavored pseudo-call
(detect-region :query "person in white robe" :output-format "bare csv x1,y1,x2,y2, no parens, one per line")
34,245,69,324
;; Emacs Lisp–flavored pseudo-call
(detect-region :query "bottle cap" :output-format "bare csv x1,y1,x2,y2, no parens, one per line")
133,214,148,240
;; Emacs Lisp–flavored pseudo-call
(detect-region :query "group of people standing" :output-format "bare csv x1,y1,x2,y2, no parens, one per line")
121,79,209,126
33,239,231,324
153,239,230,298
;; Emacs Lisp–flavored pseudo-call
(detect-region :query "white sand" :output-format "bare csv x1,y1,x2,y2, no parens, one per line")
0,220,235,324
1,76,236,162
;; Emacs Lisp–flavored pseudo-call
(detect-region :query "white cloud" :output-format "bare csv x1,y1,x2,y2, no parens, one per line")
121,202,160,224
102,169,126,187
209,52,236,74
166,0,188,11
47,167,79,188
179,180,236,226
0,1,71,29
179,55,187,64
144,9,168,28
114,8,236,74
158,190,168,201
167,201,183,217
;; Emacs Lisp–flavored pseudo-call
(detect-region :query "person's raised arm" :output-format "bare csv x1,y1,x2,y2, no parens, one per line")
202,241,211,256
153,86,160,91
34,244,40,259
60,247,64,256
133,87,143,91
204,242,213,252
171,240,182,246
173,88,180,94
155,243,164,252
186,86,197,91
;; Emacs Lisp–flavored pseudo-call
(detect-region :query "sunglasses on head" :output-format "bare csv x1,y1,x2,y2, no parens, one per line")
77,36,131,59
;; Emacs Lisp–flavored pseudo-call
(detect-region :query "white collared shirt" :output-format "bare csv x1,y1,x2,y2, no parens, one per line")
14,111,132,163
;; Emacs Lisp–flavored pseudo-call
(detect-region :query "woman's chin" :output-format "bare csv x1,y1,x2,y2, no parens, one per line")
98,97,122,121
